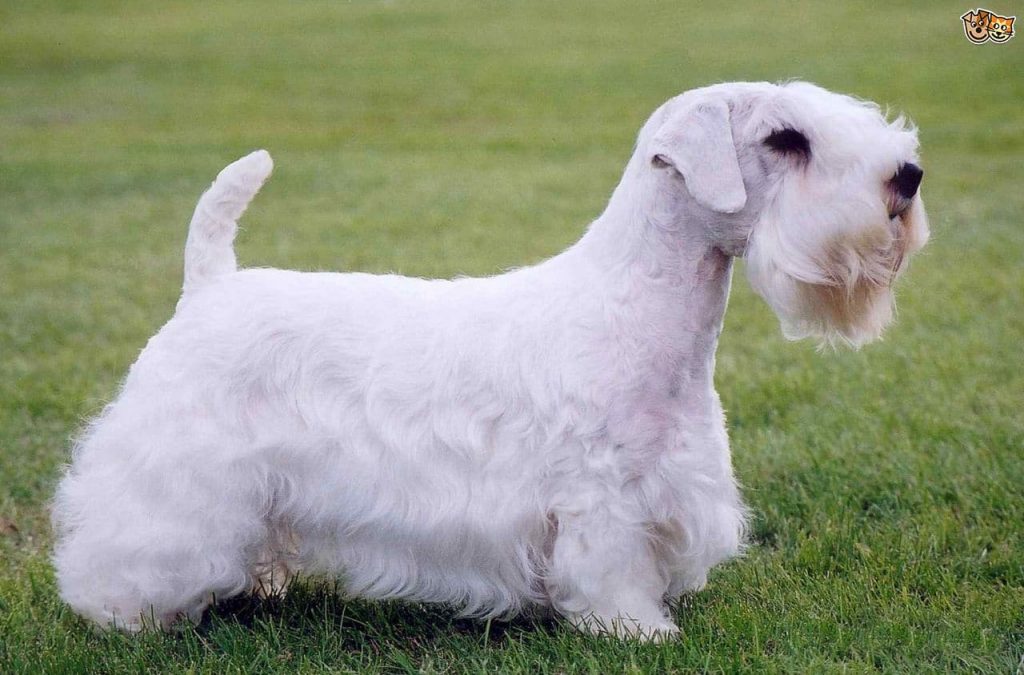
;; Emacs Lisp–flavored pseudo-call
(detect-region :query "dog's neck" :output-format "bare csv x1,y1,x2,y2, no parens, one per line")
566,164,734,396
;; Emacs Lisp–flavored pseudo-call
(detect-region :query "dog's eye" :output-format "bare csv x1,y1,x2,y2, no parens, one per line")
763,128,811,160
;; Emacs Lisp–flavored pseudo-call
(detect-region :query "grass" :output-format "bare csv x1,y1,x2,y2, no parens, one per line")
1,0,1022,672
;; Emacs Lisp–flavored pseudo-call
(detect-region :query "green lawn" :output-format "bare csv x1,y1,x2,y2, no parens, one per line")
1,1,1022,672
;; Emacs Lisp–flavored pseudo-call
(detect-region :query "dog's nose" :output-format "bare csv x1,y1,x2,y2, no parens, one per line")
893,163,923,199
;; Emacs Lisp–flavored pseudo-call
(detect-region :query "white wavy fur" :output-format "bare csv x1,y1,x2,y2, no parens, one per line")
53,82,928,639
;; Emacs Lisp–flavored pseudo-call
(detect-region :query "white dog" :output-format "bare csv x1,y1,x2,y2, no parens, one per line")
53,81,928,639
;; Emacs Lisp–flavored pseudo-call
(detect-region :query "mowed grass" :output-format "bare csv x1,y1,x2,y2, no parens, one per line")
1,1,1022,672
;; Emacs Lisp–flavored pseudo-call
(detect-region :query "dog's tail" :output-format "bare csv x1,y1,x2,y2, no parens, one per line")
183,150,273,292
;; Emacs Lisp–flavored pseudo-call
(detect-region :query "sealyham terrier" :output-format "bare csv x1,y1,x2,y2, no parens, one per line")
53,81,928,639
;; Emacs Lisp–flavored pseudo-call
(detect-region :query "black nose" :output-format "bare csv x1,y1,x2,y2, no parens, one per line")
894,162,923,199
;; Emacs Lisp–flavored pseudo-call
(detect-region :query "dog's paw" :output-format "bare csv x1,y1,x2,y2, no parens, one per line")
570,612,681,642
249,561,294,600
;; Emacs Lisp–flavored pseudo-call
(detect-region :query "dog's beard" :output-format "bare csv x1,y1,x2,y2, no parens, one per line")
744,193,929,348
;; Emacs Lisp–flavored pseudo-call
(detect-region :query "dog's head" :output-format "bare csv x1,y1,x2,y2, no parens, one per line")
638,81,929,347
962,10,991,43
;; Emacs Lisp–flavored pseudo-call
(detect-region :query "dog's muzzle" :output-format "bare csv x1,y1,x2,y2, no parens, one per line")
893,163,923,199
888,162,923,217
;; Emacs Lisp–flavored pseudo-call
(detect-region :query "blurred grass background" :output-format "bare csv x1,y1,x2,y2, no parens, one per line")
1,1,1022,672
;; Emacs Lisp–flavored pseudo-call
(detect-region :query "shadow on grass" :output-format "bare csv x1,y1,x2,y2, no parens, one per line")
196,579,562,655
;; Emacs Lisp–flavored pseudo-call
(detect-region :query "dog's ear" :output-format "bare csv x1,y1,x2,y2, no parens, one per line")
649,99,747,214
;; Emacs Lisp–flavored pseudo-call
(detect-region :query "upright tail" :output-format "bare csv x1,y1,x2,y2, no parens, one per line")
183,150,274,292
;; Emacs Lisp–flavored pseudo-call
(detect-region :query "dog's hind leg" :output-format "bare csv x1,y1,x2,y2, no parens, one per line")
52,415,268,631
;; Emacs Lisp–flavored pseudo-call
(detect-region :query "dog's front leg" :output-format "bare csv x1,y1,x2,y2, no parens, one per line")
545,506,678,641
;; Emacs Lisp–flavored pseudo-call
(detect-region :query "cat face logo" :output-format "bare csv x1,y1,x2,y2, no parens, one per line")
987,13,1015,42
962,8,1015,43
